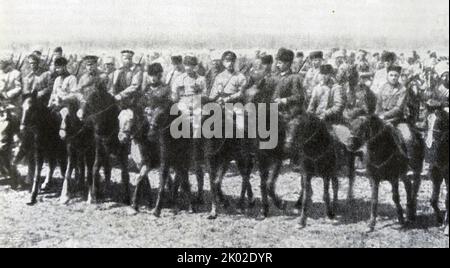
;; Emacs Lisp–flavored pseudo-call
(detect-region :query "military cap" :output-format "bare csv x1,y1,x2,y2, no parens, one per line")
222,51,237,61
261,55,273,65
183,55,198,66
54,57,68,66
373,52,380,57
332,50,345,59
381,51,396,62
171,55,183,64
147,63,164,76
309,51,324,60
103,56,115,65
435,61,449,77
276,48,294,63
319,64,334,75
54,47,63,53
296,52,304,58
387,65,402,74
429,52,437,58
121,50,135,56
83,55,99,63
0,52,12,63
27,54,40,62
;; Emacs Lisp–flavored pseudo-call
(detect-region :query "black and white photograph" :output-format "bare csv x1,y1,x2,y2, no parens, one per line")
0,0,448,249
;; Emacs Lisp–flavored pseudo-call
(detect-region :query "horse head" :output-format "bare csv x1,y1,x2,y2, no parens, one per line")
20,90,39,132
145,104,171,139
425,100,449,150
348,114,384,151
58,97,83,140
118,109,135,144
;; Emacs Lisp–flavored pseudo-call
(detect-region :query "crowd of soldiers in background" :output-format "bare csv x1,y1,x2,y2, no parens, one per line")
0,46,449,160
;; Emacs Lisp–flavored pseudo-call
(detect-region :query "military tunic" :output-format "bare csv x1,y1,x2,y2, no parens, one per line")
376,82,407,124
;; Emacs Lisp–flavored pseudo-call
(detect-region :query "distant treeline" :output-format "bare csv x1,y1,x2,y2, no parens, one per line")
3,32,449,54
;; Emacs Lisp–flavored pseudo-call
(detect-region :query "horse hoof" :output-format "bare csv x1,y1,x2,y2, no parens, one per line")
444,225,449,236
366,226,375,233
327,212,336,220
152,209,161,218
26,200,37,206
59,196,70,205
297,222,307,229
125,207,139,216
207,214,217,220
248,199,256,209
41,182,50,192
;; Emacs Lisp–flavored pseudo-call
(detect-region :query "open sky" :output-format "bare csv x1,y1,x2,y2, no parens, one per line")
0,0,448,48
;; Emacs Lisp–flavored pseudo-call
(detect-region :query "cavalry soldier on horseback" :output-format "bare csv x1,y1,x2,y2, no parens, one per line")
22,54,53,105
47,57,78,111
303,51,323,102
111,50,143,105
344,72,377,121
209,50,248,133
165,55,185,91
0,53,22,187
307,64,350,149
269,48,305,157
205,51,224,97
74,55,109,119
371,51,397,95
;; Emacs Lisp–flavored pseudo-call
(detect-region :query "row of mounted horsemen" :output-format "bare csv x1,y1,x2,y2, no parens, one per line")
0,47,448,234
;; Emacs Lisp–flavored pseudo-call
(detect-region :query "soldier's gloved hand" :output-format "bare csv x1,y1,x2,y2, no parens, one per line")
115,94,123,101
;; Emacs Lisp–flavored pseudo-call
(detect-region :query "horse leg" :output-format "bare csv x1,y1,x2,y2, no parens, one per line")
268,160,285,210
236,157,253,212
28,152,43,205
430,168,443,224
331,177,339,214
76,154,86,192
391,179,405,226
401,175,414,222
60,154,74,204
367,178,380,232
84,151,94,201
411,172,422,221
216,160,230,208
444,176,449,235
153,163,169,217
258,158,270,219
323,177,334,219
171,172,182,213
131,164,150,213
299,175,312,228
180,167,195,214
41,157,56,191
88,143,102,204
119,147,130,205
347,154,356,201
295,175,304,210
207,160,219,220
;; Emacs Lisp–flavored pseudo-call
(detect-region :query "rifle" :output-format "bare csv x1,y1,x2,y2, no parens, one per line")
137,55,144,66
15,53,22,70
297,56,310,74
44,48,51,67
74,60,83,77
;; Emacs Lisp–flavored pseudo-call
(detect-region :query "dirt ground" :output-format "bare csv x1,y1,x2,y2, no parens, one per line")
0,163,448,248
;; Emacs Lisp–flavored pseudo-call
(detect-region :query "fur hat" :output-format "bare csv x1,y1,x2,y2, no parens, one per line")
276,48,294,63
147,63,164,76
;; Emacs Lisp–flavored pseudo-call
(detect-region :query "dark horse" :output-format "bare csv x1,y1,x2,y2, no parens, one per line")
0,103,20,188
121,98,195,217
293,113,357,227
57,98,95,204
82,89,130,204
349,115,425,232
19,90,67,205
425,102,449,235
